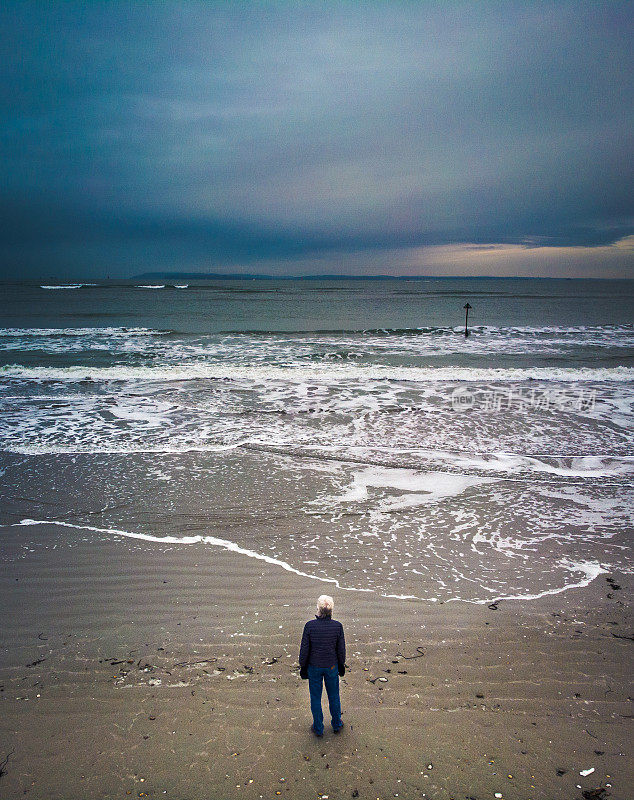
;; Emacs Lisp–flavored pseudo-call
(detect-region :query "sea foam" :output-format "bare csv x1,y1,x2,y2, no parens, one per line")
40,284,97,289
2,363,632,382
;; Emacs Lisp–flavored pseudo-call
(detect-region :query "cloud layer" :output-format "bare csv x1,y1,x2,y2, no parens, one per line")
1,1,632,278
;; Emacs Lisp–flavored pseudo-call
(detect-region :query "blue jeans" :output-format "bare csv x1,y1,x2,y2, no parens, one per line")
307,664,342,734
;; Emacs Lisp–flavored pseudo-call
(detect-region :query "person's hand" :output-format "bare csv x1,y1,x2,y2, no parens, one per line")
338,663,345,677
300,665,308,680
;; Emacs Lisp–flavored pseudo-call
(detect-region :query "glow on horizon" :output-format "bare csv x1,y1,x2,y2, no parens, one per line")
225,235,634,279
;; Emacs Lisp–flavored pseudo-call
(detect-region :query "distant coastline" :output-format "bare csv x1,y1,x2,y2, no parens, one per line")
131,272,617,281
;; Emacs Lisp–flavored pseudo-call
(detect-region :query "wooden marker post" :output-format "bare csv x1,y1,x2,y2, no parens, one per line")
463,302,472,337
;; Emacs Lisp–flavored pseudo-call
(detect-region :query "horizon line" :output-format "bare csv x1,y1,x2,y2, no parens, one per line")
3,274,632,284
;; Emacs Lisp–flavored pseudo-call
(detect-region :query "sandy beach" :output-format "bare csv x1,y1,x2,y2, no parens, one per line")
1,522,631,800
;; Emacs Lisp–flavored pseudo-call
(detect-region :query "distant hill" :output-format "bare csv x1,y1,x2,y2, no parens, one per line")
132,272,502,281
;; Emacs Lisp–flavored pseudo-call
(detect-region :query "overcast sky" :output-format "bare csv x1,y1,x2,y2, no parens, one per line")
1,1,632,279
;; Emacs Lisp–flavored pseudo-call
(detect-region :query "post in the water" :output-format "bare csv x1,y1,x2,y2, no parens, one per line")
463,302,472,337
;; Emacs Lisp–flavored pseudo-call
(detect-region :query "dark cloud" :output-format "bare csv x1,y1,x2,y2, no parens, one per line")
0,1,632,278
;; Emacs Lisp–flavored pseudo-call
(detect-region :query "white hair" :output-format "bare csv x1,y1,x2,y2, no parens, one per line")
317,595,334,617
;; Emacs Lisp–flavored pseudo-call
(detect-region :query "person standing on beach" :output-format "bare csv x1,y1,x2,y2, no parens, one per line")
299,594,346,736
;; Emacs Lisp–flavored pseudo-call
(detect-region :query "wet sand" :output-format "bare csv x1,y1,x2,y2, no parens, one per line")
0,523,631,800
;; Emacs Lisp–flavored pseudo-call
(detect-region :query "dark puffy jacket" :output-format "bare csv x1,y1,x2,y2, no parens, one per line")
299,616,346,670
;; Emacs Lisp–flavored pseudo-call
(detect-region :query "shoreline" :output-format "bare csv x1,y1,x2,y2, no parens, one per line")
11,518,611,606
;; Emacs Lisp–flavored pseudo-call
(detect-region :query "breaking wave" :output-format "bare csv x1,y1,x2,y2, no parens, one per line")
2,363,632,382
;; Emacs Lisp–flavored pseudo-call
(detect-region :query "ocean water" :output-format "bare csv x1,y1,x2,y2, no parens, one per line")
1,278,633,603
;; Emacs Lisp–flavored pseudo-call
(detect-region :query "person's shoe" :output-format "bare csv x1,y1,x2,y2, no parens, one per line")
333,723,344,733
311,725,323,737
